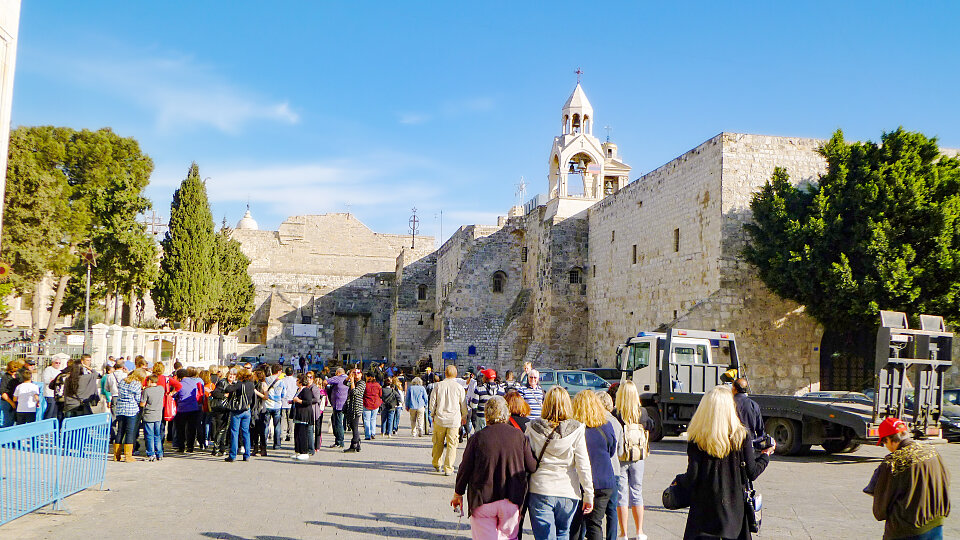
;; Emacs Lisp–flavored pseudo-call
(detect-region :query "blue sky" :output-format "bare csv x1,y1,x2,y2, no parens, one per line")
12,2,960,244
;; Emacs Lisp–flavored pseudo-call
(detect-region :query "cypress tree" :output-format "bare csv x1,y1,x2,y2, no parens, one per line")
153,163,215,330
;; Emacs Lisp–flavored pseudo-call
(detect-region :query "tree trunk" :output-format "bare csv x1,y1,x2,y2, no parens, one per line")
45,274,69,338
30,285,42,343
113,289,121,325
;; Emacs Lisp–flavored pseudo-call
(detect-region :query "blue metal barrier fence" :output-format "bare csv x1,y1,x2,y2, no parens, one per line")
0,413,109,527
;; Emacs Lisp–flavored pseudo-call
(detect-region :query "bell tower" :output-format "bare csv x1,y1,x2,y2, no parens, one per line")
547,77,630,201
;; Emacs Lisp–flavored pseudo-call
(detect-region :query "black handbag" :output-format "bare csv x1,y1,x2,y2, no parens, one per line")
740,448,762,533
662,473,691,509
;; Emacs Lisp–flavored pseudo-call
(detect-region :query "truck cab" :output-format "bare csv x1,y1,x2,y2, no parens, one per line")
619,332,717,399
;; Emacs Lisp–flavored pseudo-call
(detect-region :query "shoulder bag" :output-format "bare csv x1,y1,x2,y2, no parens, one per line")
662,473,691,509
740,446,762,533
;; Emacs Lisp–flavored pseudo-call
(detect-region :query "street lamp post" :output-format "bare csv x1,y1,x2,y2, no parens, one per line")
81,247,97,355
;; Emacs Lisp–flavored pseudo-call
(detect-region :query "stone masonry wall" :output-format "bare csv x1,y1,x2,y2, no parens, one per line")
391,249,437,366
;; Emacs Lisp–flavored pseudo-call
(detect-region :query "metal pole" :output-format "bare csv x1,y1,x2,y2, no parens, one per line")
84,263,91,355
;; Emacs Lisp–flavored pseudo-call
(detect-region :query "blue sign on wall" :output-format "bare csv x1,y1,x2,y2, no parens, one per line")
441,351,458,360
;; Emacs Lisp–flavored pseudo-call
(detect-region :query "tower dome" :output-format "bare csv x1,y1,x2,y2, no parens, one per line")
236,207,259,230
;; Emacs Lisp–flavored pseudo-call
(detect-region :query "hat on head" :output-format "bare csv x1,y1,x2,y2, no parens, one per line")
481,368,497,381
720,368,738,384
877,417,907,444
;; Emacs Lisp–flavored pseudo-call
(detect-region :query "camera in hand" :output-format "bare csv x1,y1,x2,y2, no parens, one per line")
753,434,774,451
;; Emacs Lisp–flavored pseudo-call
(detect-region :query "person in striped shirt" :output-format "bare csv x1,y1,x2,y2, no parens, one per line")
519,370,545,420
470,369,503,430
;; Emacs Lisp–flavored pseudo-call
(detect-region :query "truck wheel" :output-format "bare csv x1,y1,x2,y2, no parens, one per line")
645,406,664,442
766,417,803,455
822,438,861,454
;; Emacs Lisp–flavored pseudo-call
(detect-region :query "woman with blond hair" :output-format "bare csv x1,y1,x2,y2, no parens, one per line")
614,382,656,540
525,386,594,540
677,385,774,540
570,390,618,540
115,368,146,462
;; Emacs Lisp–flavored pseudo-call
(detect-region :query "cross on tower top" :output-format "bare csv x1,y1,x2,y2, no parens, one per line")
604,125,612,142
575,67,583,84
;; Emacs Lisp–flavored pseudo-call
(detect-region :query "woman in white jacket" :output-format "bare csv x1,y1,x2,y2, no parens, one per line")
525,386,595,540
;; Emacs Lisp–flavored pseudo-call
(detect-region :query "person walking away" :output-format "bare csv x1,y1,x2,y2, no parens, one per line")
452,396,538,540
381,377,400,438
326,367,349,448
596,391,624,540
470,369,503,431
115,369,145,462
62,354,100,418
281,366,298,442
1,360,23,427
362,373,382,440
152,362,181,450
343,369,366,453
209,368,231,456
173,367,204,453
392,377,404,434
525,386,594,540
291,373,316,460
307,371,326,452
504,390,532,432
614,382,655,540
13,369,41,424
676,385,774,540
264,364,285,450
424,373,439,435
41,354,67,420
250,369,269,456
406,377,428,437
502,370,520,393
520,370,545,420
731,378,765,444
867,417,950,540
430,365,467,475
570,390,618,540
225,368,260,462
141,374,165,461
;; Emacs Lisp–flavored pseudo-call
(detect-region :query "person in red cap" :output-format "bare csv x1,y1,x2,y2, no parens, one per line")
469,369,503,431
866,416,950,539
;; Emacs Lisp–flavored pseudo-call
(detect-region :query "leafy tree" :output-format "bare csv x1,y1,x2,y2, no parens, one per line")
207,227,254,333
744,127,960,331
153,163,215,330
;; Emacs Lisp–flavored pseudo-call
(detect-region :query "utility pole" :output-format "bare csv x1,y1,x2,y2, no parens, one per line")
81,247,97,355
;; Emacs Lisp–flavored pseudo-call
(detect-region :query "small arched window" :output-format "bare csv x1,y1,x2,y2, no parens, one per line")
569,268,583,284
492,271,506,293
417,284,427,301
572,113,581,134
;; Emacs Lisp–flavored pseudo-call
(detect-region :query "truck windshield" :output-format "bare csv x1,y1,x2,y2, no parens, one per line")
625,342,651,370
674,345,709,364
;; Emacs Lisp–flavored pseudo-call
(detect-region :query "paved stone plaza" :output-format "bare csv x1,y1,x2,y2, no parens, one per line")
2,413,958,539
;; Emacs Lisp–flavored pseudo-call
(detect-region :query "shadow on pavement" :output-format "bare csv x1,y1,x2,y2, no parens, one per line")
201,533,300,540
397,480,452,489
302,459,438,474
324,511,462,531
308,513,468,538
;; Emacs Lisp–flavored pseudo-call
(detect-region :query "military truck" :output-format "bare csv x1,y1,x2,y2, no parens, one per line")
615,310,951,455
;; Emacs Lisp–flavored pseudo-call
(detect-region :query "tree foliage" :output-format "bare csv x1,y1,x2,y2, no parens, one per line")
744,128,960,330
153,163,215,330
208,228,255,333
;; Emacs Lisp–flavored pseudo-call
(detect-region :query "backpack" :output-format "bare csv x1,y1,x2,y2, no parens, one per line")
620,421,649,461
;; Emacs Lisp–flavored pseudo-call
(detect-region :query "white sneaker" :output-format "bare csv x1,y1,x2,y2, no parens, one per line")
296,453,310,460
634,535,647,540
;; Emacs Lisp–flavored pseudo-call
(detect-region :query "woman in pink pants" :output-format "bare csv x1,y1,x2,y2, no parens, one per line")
451,396,538,539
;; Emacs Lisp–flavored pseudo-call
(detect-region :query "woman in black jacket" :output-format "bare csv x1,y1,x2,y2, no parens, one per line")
677,386,775,540
291,373,315,460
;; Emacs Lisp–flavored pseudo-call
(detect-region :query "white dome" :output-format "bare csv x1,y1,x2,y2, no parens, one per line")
236,208,259,230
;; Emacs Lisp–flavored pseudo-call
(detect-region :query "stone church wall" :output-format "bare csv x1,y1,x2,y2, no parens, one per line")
391,249,437,366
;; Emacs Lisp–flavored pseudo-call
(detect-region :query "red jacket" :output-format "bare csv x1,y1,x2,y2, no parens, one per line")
363,381,382,410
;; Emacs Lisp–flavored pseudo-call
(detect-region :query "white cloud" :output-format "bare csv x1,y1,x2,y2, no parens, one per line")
398,112,431,125
59,51,299,134
398,96,496,125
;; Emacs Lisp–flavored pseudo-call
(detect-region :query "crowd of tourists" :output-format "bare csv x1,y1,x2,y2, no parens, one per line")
1,353,951,540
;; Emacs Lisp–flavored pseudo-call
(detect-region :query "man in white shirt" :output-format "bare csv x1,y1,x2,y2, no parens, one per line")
429,365,467,476
41,353,67,420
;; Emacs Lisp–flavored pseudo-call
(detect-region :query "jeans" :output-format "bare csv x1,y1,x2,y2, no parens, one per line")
264,408,282,447
332,409,345,446
901,526,943,540
381,408,395,435
1,400,16,428
392,405,400,433
143,421,163,458
116,414,139,445
528,493,579,540
363,408,377,439
228,409,251,460
43,397,58,420
570,488,613,540
606,477,620,540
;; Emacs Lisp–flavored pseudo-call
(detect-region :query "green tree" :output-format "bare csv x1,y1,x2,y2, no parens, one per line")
207,227,254,333
153,163,215,330
744,127,960,330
